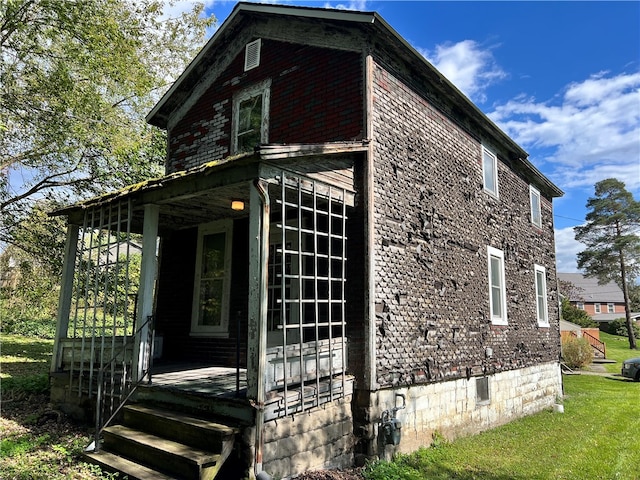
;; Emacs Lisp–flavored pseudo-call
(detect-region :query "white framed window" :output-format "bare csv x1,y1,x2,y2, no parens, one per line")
577,302,585,310
487,246,507,325
191,220,233,336
530,185,542,228
232,79,271,154
607,303,615,313
482,146,499,197
594,303,601,314
534,264,549,326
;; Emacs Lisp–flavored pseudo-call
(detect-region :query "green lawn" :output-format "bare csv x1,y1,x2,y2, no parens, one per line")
600,331,639,374
364,339,640,480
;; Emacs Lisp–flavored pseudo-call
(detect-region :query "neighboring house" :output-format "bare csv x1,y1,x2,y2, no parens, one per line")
49,4,564,479
558,272,638,323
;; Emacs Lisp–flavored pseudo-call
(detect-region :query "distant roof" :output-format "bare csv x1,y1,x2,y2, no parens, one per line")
592,312,640,322
558,272,624,303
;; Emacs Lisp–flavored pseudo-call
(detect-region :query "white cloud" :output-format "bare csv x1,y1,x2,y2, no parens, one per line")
554,226,585,273
325,0,369,10
489,71,640,191
419,40,506,103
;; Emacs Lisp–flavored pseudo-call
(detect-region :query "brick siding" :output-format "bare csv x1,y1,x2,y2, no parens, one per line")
369,61,560,388
167,40,363,173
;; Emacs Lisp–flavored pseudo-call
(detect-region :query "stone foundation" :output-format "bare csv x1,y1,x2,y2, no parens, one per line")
262,394,354,479
360,362,562,459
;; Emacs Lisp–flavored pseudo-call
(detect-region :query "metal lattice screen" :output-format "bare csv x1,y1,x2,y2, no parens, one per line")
267,171,348,414
67,199,140,395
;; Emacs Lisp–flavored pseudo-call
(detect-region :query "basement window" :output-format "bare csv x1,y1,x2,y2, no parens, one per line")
244,39,261,71
476,376,490,405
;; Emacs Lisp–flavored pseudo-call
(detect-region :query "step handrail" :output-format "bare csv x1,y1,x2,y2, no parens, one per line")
582,330,606,357
90,315,154,452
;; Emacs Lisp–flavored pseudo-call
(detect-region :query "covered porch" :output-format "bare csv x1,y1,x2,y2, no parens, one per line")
49,142,365,438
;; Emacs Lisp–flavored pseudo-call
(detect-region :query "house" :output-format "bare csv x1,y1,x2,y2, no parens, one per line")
558,272,638,323
49,3,565,479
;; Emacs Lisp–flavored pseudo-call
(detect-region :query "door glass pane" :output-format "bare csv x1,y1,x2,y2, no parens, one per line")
198,232,226,326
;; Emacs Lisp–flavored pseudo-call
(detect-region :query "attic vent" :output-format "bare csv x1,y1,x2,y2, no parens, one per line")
244,39,261,71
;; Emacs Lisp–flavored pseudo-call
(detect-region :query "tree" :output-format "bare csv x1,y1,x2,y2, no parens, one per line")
560,297,597,328
0,0,214,259
574,178,640,349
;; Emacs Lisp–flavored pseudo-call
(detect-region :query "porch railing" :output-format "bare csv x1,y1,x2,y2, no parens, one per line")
91,315,154,452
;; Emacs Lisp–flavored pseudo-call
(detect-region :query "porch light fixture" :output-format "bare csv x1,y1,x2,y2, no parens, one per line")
231,200,245,211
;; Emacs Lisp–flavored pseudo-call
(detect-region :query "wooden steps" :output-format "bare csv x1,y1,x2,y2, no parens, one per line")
84,403,238,480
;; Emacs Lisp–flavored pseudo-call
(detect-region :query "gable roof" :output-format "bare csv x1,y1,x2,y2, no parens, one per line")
146,2,562,199
558,272,624,303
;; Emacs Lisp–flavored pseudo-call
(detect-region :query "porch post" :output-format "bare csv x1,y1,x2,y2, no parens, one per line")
248,179,269,475
247,181,269,399
50,223,79,373
134,204,159,382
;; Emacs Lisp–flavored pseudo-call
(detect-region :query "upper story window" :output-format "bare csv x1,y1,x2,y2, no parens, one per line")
530,185,542,228
607,303,615,313
487,246,507,325
577,302,585,310
232,79,271,154
534,264,549,327
594,303,601,314
482,146,499,197
191,220,233,337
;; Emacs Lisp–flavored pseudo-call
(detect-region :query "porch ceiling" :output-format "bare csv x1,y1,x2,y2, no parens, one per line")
50,142,366,233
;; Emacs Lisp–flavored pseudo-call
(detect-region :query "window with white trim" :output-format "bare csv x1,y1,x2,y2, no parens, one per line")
191,220,233,336
577,302,585,310
607,303,615,313
594,303,601,314
534,264,549,326
482,146,498,197
530,185,542,228
232,79,270,154
487,246,507,325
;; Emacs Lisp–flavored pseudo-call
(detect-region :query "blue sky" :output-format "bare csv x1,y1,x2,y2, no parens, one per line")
173,0,640,273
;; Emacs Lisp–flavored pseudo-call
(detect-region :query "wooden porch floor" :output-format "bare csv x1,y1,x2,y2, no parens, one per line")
149,364,247,397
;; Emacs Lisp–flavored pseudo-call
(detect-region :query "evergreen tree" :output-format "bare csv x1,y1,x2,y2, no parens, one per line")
574,178,640,349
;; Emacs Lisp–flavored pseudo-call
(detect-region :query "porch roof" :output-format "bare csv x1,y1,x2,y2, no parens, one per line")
50,141,366,231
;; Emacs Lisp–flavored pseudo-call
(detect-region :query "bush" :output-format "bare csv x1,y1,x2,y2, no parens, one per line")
603,318,640,339
561,337,593,369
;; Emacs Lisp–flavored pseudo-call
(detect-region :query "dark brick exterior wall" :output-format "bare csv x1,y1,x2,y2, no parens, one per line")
167,40,363,173
154,219,249,366
370,62,560,388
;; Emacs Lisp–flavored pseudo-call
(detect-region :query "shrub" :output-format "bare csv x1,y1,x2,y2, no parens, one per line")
561,337,593,369
603,318,640,339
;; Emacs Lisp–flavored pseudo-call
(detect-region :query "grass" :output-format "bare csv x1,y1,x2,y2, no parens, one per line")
363,332,640,480
364,373,640,480
0,334,110,480
600,331,639,374
1,333,639,480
